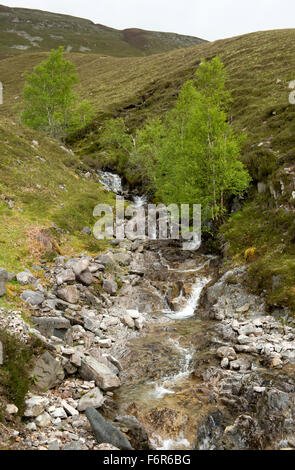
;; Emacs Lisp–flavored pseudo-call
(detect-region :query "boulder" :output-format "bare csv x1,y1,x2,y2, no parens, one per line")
216,346,237,361
79,356,120,391
86,407,132,450
24,396,49,417
56,269,75,285
57,285,79,304
121,314,135,329
35,411,51,428
31,351,65,390
6,404,18,415
0,340,3,365
31,317,72,343
16,270,36,285
72,258,89,276
115,415,150,450
20,290,45,306
76,269,93,286
78,387,104,411
103,279,118,295
94,254,113,266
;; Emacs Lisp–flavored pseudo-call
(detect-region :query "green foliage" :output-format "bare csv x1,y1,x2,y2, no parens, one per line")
101,58,250,223
0,329,37,415
21,47,94,140
221,201,295,312
99,118,134,172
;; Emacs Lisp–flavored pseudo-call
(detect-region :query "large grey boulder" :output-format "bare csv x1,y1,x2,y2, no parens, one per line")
57,285,80,304
77,387,104,411
31,317,72,343
85,407,132,450
31,351,65,390
79,356,120,391
20,290,45,306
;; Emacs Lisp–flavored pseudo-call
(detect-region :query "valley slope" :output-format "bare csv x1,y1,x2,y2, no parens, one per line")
0,28,295,313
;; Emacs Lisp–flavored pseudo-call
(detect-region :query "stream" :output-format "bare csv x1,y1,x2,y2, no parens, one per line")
98,171,216,449
98,171,295,451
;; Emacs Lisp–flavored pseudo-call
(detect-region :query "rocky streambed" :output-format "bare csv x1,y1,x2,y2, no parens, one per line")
1,173,295,450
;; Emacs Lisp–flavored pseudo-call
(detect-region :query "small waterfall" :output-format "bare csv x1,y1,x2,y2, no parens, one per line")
132,195,148,208
166,276,210,320
97,170,123,194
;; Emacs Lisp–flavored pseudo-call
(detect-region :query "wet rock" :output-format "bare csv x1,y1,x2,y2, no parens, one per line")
223,415,264,450
78,387,104,411
79,356,121,391
57,285,79,304
31,351,65,390
115,415,150,450
86,407,132,450
230,358,251,371
20,290,45,306
216,346,237,361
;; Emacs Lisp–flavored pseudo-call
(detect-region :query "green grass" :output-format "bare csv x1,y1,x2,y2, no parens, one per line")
0,118,115,273
0,328,43,416
220,200,295,312
0,5,205,60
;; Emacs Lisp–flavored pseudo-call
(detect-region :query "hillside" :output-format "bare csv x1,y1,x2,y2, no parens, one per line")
0,4,206,59
0,28,295,313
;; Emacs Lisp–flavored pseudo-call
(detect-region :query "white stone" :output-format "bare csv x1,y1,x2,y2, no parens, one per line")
6,404,18,414
24,396,49,417
35,411,51,427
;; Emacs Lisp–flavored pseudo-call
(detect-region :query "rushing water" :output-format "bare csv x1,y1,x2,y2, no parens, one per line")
97,170,123,194
98,171,213,450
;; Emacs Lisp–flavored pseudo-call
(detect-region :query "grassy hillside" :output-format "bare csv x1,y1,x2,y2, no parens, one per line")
0,4,206,59
0,28,295,313
0,117,114,279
